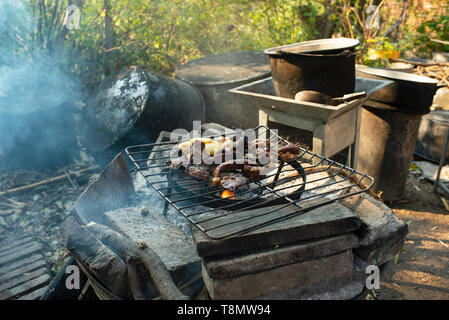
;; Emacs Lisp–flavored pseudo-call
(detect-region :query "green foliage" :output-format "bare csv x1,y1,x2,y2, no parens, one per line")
362,37,400,67
62,0,353,90
416,12,449,54
20,0,442,90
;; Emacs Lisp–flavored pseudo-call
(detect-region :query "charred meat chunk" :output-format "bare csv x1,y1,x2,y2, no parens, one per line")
218,173,249,191
185,163,211,180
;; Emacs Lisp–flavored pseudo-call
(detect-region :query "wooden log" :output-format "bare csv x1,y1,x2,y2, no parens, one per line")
86,222,188,300
66,225,129,298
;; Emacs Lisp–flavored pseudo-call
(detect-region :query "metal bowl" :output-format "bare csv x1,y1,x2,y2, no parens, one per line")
357,65,442,114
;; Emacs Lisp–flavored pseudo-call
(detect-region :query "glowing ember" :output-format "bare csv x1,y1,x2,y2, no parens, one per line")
221,189,236,200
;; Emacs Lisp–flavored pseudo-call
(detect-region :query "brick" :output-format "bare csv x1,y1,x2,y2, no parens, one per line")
192,203,361,257
202,249,353,300
204,233,359,279
340,193,408,265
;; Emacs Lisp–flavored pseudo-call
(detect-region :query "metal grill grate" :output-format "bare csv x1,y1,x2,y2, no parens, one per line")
125,125,374,240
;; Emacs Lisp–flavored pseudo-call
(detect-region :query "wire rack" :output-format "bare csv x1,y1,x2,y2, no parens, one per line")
125,125,374,240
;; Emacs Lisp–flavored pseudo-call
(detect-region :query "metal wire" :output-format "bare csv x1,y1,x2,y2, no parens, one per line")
125,125,374,240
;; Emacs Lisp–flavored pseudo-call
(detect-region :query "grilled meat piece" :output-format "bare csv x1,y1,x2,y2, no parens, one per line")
185,163,211,180
278,143,300,162
212,160,258,180
218,173,249,191
212,160,266,189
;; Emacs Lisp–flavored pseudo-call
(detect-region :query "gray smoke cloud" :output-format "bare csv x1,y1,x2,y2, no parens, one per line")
0,0,80,170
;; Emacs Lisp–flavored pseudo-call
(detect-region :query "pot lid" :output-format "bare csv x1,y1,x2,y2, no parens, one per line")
264,38,360,55
175,51,271,85
357,65,439,84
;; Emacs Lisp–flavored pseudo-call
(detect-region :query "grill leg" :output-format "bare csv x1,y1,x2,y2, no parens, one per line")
434,129,449,193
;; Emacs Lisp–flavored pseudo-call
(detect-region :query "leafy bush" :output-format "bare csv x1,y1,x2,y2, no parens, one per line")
415,11,449,56
16,0,448,91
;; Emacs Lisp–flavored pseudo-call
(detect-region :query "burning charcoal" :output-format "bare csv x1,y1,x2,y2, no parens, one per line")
65,225,129,298
339,192,408,266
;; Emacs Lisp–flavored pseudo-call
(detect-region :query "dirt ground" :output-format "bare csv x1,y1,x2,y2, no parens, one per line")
379,173,449,300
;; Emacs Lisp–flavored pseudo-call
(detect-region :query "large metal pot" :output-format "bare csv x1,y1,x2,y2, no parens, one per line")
175,51,271,129
356,65,443,114
80,67,206,152
264,38,359,99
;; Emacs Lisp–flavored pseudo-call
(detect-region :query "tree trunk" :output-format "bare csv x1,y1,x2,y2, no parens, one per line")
104,0,113,76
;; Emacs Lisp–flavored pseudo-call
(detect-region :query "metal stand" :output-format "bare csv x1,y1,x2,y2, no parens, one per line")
258,106,361,167
434,129,449,194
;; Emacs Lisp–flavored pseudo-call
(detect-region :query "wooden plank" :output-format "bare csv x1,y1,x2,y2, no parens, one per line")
0,236,33,249
0,267,48,291
0,273,50,300
0,254,43,275
0,243,42,266
0,240,40,257
0,237,34,253
312,122,326,164
258,109,268,140
351,108,362,169
18,285,49,300
0,259,47,283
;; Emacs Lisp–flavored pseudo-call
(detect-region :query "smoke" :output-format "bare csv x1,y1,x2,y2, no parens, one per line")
0,0,80,170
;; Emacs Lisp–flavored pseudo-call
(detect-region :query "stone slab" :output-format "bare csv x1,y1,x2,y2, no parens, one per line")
203,233,359,279
104,206,201,286
72,153,135,225
339,193,408,265
255,254,371,300
254,278,364,300
192,202,361,257
202,249,353,300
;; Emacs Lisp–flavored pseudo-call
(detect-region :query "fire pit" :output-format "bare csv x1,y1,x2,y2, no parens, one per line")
56,123,408,300
122,124,407,300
